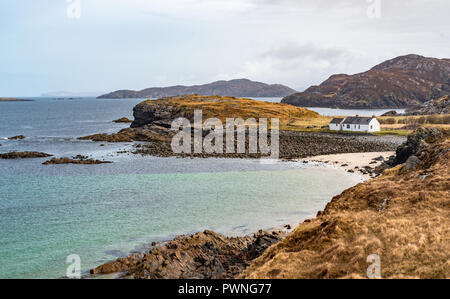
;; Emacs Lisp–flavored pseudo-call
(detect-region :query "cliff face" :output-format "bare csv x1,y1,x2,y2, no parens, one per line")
241,129,450,279
98,79,297,99
283,54,450,109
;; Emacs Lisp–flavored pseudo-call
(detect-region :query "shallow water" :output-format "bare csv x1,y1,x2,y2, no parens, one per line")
0,98,363,278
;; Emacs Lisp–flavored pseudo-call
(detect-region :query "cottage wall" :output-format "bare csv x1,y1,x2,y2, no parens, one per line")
329,123,342,131
342,119,380,132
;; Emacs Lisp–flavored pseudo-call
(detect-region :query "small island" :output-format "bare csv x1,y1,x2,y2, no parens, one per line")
0,98,34,102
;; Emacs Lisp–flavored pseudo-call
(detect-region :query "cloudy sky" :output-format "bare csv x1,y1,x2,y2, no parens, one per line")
1,0,449,96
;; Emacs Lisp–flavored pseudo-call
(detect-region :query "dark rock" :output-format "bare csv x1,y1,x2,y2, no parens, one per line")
113,117,133,123
8,135,26,140
73,155,89,160
405,155,422,172
372,155,385,161
0,151,52,159
374,162,391,175
43,157,112,165
381,111,398,116
90,230,285,279
393,127,445,166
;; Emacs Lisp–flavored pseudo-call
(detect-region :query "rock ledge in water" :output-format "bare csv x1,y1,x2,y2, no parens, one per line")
0,151,53,159
113,117,133,123
8,135,26,140
90,230,285,279
43,157,112,165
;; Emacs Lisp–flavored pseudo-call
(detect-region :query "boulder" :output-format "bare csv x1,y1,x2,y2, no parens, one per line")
393,127,445,166
405,155,422,172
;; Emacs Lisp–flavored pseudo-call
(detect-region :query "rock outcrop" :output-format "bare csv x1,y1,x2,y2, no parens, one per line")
98,79,297,99
404,95,450,115
90,230,285,279
283,54,450,109
393,127,445,165
113,117,133,123
0,152,52,159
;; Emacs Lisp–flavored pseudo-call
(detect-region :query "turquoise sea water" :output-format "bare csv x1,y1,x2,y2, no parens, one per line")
0,98,363,278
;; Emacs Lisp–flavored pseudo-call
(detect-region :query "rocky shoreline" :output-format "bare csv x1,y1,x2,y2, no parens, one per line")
89,230,286,279
241,128,449,279
123,130,405,160
303,152,395,179
78,95,406,159
80,128,405,160
88,127,448,279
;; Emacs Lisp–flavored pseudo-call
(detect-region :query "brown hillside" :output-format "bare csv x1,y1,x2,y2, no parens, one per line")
283,54,450,109
241,134,450,279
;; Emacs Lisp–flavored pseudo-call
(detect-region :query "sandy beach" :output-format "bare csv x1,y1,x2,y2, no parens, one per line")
301,151,395,179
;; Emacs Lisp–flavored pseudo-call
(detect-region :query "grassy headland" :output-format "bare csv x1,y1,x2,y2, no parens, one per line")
241,132,450,279
137,94,322,129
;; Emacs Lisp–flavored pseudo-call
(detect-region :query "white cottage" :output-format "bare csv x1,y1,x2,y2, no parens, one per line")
329,118,345,131
329,116,380,133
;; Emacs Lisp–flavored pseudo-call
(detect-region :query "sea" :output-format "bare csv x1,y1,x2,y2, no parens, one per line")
0,97,398,278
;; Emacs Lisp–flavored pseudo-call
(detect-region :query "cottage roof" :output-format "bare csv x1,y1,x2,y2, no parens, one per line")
330,118,345,124
342,117,374,125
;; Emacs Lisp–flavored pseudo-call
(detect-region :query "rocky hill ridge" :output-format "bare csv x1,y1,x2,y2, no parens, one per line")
98,79,297,99
282,54,450,109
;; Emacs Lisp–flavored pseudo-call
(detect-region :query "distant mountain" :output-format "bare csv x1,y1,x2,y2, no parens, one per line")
42,91,104,98
98,79,297,99
282,54,450,109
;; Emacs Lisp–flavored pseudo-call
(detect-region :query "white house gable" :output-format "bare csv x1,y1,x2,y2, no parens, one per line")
329,116,380,132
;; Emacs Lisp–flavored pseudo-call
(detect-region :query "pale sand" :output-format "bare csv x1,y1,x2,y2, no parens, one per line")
301,152,395,179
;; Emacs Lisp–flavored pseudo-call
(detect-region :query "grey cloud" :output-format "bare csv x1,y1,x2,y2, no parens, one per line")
263,43,348,63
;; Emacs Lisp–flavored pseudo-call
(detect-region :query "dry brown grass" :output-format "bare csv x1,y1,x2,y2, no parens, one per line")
379,114,450,126
241,139,450,279
142,95,324,129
